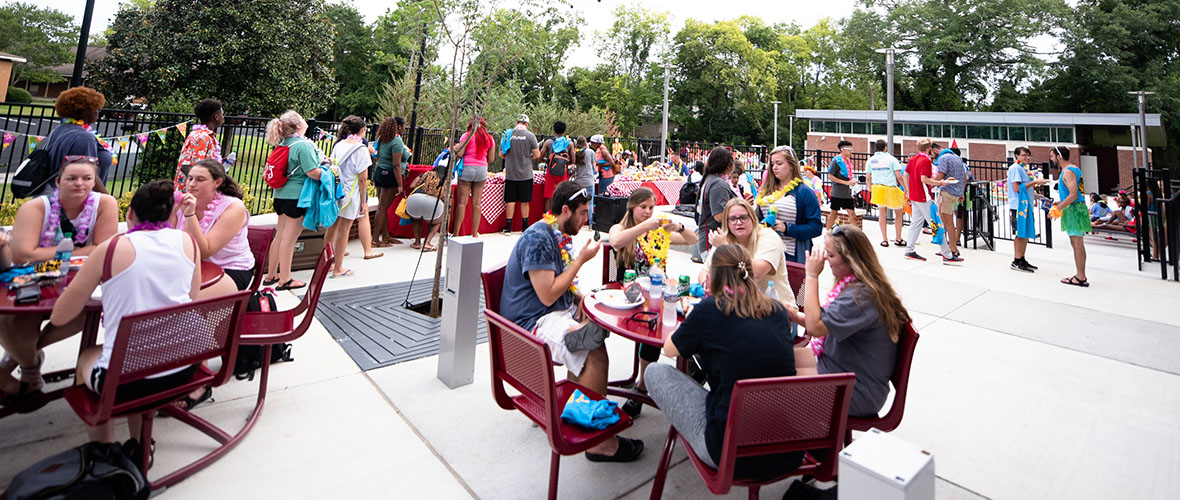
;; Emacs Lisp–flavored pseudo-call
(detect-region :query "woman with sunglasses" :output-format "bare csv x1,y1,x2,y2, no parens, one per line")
788,225,910,418
761,146,822,264
0,156,119,404
607,187,697,415
698,198,791,303
645,243,801,477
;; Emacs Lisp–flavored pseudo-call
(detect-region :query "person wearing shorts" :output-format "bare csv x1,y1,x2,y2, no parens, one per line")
931,143,967,258
454,118,495,238
825,141,858,231
500,114,539,233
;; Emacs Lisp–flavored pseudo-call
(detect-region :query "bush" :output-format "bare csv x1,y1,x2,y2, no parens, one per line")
6,87,33,104
134,128,184,187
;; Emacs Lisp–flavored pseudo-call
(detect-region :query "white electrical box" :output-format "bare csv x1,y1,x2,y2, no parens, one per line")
838,428,935,500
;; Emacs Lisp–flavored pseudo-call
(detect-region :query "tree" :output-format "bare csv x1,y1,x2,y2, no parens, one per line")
585,4,671,137
92,0,338,116
471,7,580,104
323,3,379,120
0,2,77,84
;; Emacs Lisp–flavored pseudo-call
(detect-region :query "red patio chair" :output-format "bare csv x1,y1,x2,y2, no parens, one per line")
234,244,334,438
485,310,634,500
845,323,919,444
649,373,856,500
63,290,253,490
785,261,806,311
246,226,276,291
480,263,507,314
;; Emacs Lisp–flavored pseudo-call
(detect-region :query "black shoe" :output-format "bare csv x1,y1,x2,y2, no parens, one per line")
622,398,643,417
905,252,926,262
1020,258,1038,270
123,438,155,472
1011,259,1034,273
585,437,644,463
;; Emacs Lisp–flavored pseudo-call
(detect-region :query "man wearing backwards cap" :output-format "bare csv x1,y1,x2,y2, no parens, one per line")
500,113,540,233
590,134,617,195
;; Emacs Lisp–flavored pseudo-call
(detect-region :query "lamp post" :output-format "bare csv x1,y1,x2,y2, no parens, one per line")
771,101,781,147
788,114,795,150
1128,91,1155,169
876,47,914,153
661,66,670,163
70,0,97,88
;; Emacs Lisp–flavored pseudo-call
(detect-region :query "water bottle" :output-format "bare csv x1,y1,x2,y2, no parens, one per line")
55,235,73,263
223,151,237,168
648,259,664,311
662,289,678,328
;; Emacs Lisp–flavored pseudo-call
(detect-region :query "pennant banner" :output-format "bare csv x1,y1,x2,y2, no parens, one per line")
176,122,187,136
118,137,129,151
156,129,168,143
137,134,149,146
28,135,43,153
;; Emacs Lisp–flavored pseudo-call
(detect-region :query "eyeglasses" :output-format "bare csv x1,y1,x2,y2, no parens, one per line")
62,155,98,167
831,224,846,236
727,215,751,224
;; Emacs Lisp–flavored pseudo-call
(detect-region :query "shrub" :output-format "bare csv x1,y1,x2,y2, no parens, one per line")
6,87,33,104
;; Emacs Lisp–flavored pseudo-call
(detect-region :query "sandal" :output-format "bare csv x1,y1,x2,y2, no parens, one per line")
0,349,42,375
585,437,644,463
174,386,213,412
276,279,306,291
388,238,404,245
1061,276,1090,287
329,270,355,279
410,242,422,250
880,240,890,247
893,239,906,247
263,276,280,287
423,244,438,252
372,240,394,248
363,252,384,260
123,438,156,472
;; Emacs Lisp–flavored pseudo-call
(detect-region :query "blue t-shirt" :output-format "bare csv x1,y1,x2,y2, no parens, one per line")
934,152,967,197
1006,163,1031,205
47,124,114,183
1090,202,1111,219
502,220,574,331
866,152,902,188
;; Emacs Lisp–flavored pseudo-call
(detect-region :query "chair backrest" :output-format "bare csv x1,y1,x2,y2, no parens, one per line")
716,373,856,483
859,323,919,431
289,244,334,340
481,263,507,314
601,243,619,285
484,310,558,428
246,226,276,291
785,261,807,309
99,290,253,417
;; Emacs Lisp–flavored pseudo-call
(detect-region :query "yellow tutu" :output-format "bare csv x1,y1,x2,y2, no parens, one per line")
871,185,906,209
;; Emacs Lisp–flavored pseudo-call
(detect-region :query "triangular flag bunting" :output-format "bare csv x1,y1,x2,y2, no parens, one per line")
28,135,43,153
118,137,129,150
2,132,14,148
176,122,188,136
156,129,168,143
138,134,149,146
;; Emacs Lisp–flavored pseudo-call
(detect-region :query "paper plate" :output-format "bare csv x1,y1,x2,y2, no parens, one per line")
595,289,643,310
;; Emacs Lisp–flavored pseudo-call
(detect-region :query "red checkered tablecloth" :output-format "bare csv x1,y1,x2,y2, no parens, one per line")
606,179,685,206
606,180,642,197
478,172,545,224
647,180,685,206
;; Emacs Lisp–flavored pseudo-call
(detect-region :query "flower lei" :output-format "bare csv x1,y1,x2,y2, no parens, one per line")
542,213,578,293
196,192,226,232
636,224,670,268
62,118,111,152
191,124,223,162
756,178,803,227
127,220,172,233
808,274,857,358
41,189,98,248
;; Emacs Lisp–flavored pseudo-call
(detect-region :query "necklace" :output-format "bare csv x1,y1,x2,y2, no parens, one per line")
128,220,172,233
808,274,857,358
62,118,112,152
196,192,226,232
542,213,578,293
41,189,98,248
191,124,222,162
636,224,670,268
757,178,803,226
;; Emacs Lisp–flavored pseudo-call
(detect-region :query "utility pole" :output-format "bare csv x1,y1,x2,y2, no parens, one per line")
876,47,913,154
70,0,96,87
661,66,670,163
1129,91,1154,169
771,101,780,146
408,25,428,154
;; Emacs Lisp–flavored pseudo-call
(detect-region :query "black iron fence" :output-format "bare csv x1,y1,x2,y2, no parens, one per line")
1132,167,1175,279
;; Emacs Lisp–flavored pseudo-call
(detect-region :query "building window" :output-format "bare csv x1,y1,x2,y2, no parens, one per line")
1056,127,1075,143
967,125,992,140
1028,127,1051,143
904,123,927,137
1009,126,1026,141
952,125,966,138
894,123,903,136
993,126,1007,141
871,122,885,135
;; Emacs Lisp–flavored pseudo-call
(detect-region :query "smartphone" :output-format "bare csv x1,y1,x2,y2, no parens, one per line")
14,285,40,305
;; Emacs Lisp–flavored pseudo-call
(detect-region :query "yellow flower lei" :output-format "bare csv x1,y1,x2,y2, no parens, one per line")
542,213,578,293
756,177,804,208
636,224,671,268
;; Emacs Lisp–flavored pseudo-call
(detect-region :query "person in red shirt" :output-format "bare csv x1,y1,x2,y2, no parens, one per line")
903,139,954,262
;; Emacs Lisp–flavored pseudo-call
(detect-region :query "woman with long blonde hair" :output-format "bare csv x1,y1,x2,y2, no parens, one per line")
788,225,911,417
698,198,791,302
760,145,822,263
646,244,801,477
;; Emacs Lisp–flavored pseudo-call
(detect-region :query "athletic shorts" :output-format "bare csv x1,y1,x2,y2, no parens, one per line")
90,363,200,400
273,198,306,219
830,196,856,211
504,179,533,203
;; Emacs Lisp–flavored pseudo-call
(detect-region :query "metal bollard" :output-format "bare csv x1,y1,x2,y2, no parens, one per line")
437,236,483,388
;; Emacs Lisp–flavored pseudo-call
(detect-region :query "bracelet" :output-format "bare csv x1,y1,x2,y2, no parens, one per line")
184,213,197,218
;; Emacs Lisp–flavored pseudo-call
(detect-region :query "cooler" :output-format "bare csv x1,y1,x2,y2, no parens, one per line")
838,428,935,500
593,195,628,232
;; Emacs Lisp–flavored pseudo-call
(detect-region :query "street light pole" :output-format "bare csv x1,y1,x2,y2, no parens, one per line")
876,47,912,154
788,114,795,150
771,101,780,146
1129,91,1154,169
661,66,670,163
70,0,96,88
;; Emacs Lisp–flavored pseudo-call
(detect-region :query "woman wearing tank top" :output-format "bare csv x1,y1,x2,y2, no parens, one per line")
50,180,202,448
0,157,118,404
174,160,254,295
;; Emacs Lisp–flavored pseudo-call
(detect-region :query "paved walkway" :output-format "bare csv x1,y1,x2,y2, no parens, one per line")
1,213,1177,499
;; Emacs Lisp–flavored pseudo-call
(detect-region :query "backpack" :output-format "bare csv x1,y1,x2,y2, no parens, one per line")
234,288,294,381
263,145,292,189
547,138,572,177
679,179,701,205
500,128,513,156
7,441,149,500
11,132,56,198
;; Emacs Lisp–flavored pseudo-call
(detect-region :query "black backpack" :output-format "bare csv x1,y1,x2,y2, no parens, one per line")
234,289,294,381
679,180,701,205
11,135,55,199
7,441,149,500
547,141,572,177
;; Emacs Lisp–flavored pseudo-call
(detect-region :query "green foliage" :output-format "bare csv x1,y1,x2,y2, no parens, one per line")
0,199,26,226
322,3,379,120
472,6,581,104
6,87,33,104
0,2,77,84
134,129,184,187
92,0,338,117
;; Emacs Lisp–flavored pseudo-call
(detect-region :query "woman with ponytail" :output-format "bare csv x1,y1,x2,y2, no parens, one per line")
789,224,910,418
452,117,496,238
174,159,252,296
645,244,801,478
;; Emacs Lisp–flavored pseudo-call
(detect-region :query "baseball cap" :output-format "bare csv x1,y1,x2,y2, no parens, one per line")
517,114,530,123
590,134,605,144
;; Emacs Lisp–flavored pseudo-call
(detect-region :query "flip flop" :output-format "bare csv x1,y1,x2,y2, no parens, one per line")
389,238,405,245
263,277,280,286
410,242,422,249
372,240,394,248
1061,276,1090,287
276,279,306,291
423,244,438,252
880,240,890,247
329,270,355,279
173,386,213,412
893,239,906,247
363,252,384,260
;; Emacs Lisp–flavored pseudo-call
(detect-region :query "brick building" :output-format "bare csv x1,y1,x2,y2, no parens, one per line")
798,109,1165,193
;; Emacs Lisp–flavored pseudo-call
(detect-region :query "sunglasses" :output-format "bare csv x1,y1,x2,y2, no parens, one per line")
831,224,846,236
62,155,99,167
627,311,660,331
569,187,590,202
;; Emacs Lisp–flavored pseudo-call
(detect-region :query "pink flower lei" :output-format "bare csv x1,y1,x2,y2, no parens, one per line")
197,192,226,233
808,274,857,358
40,189,98,248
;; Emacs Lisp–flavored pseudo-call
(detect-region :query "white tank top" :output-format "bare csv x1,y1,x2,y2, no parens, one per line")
97,229,196,373
38,193,100,247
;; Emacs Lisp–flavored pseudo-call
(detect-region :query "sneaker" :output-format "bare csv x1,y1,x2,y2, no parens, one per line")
621,399,643,417
499,226,511,234
942,255,965,265
905,252,926,262
1011,259,1034,273
1020,258,1038,270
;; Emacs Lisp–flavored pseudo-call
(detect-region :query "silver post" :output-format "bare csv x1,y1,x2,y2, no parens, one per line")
788,114,795,150
771,101,780,146
1130,125,1139,170
1130,91,1153,169
878,47,911,154
661,66,670,163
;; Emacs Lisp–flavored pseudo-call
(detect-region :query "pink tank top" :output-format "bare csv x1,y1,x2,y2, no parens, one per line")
174,196,254,271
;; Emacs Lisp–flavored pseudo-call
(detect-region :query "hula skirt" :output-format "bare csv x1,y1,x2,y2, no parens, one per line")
871,185,907,209
1060,202,1092,237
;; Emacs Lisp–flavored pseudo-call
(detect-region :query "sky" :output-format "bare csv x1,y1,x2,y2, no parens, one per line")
24,0,858,67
